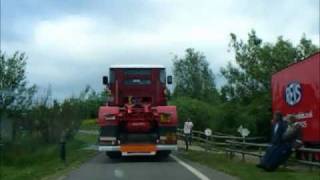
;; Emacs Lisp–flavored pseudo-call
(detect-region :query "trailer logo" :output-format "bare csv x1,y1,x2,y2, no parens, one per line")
285,82,302,106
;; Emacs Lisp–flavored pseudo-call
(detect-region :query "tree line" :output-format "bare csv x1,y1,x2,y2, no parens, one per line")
0,52,106,143
171,30,319,137
1,30,318,144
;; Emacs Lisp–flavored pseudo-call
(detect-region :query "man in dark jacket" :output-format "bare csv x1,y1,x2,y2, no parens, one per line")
271,112,287,145
257,112,288,170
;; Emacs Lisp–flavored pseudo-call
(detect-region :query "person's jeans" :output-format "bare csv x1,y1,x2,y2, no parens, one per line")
184,133,192,151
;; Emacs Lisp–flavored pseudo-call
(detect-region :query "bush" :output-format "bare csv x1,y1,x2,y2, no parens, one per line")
170,97,221,131
170,96,272,137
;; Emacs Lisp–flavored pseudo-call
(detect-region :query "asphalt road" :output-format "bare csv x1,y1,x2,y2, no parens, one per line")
63,152,237,180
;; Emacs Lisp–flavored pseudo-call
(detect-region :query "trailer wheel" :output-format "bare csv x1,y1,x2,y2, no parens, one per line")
106,152,121,159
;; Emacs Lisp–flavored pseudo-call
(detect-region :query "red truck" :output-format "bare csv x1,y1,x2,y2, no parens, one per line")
271,52,320,160
97,65,178,158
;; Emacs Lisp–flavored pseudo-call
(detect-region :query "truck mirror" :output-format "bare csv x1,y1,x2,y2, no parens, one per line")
167,76,172,84
103,76,109,85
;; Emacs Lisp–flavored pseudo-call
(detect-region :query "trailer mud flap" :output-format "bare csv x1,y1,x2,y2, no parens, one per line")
120,144,156,156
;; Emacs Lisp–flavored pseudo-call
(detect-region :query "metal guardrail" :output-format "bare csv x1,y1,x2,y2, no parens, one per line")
178,129,265,145
177,128,320,169
225,140,320,168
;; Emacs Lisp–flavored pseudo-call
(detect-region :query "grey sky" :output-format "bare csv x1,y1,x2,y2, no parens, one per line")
1,0,319,99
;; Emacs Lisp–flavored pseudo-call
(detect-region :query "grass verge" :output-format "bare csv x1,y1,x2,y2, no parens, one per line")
1,133,97,180
80,119,98,131
180,150,319,180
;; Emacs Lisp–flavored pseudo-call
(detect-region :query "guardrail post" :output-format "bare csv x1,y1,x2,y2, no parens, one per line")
211,135,214,151
308,153,313,171
229,141,232,159
241,137,246,162
258,147,262,160
225,141,229,158
229,141,234,160
205,136,209,152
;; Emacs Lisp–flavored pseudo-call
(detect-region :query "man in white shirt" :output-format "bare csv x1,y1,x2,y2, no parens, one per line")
183,118,193,151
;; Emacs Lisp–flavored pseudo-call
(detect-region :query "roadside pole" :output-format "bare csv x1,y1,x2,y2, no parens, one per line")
204,128,212,152
238,125,250,162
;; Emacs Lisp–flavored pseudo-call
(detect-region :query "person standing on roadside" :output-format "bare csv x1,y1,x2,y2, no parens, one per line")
60,130,67,165
183,118,193,151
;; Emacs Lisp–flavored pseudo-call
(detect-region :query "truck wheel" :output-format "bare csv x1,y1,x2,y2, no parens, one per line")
106,152,121,159
157,151,171,159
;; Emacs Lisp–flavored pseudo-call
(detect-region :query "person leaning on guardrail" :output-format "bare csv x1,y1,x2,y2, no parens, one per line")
282,115,303,149
257,111,288,171
257,113,305,171
270,112,287,145
183,118,193,151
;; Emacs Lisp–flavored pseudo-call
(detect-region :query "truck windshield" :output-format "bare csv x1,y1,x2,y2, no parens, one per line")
109,70,115,84
124,69,151,75
124,79,151,85
123,69,151,85
160,69,165,84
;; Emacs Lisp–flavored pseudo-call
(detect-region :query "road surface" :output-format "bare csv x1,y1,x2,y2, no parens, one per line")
63,152,236,180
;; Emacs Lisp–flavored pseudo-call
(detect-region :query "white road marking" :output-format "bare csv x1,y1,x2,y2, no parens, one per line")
114,168,125,178
170,155,210,180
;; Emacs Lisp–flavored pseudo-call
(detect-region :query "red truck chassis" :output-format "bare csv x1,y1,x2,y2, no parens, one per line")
97,65,177,158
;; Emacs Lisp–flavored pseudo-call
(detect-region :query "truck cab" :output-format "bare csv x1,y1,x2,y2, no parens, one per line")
97,65,177,158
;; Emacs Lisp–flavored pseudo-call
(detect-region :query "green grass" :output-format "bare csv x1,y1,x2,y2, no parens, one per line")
76,132,98,143
80,119,99,130
180,151,319,180
1,133,97,180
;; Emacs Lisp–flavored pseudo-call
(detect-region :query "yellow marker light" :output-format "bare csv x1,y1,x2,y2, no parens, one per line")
164,89,167,96
160,113,171,123
128,96,133,105
166,133,177,142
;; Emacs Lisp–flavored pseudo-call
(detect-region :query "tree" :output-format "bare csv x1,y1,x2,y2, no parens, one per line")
221,30,319,101
296,34,319,60
29,85,106,143
0,51,36,113
219,30,319,137
0,51,37,141
173,48,219,103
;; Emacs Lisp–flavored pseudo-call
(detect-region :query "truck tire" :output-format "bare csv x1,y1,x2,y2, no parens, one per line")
157,150,171,159
106,152,121,159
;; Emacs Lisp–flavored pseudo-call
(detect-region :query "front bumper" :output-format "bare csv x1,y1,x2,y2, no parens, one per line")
98,144,178,152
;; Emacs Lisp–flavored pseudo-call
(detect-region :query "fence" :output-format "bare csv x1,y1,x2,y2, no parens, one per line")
177,128,320,169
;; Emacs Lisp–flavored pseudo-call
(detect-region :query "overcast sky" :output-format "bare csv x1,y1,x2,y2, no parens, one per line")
1,0,319,99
